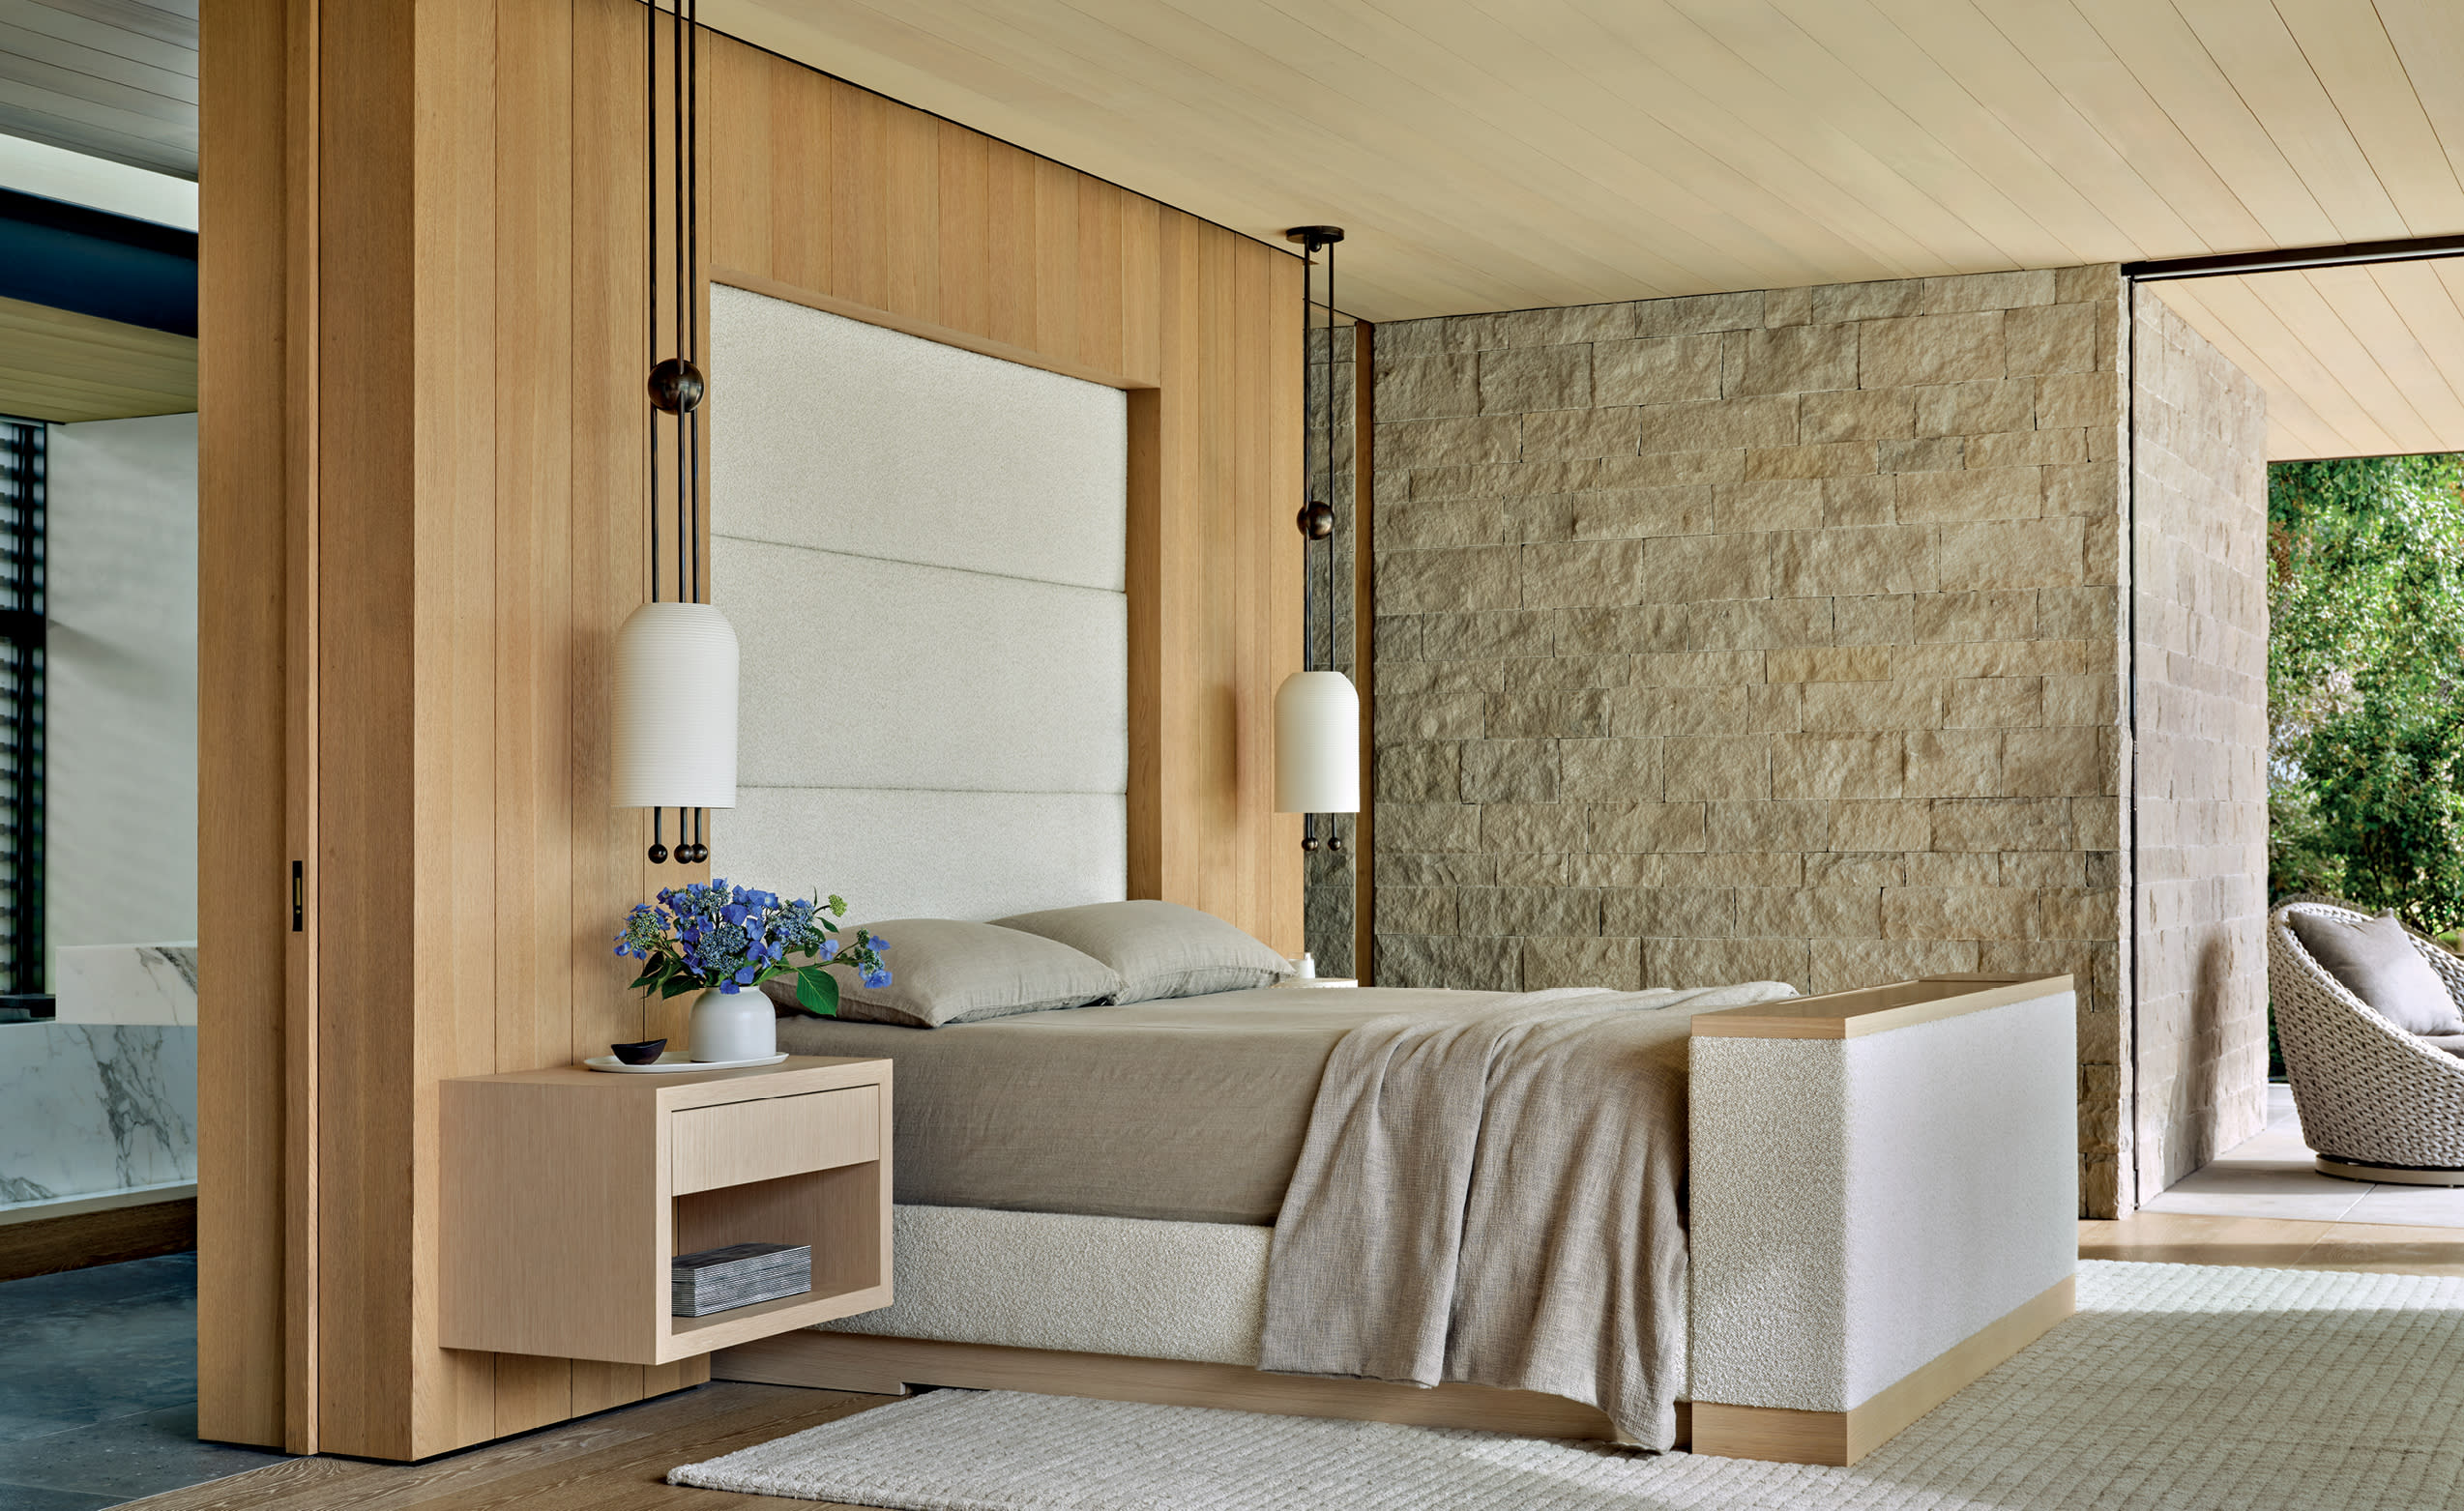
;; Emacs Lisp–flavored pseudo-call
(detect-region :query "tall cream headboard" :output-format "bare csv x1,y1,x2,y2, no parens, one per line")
709,284,1129,921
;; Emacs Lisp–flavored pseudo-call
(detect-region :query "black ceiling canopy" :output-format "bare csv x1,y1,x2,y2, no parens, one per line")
0,188,195,337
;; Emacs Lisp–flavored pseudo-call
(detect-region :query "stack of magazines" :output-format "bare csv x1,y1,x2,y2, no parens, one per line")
671,1241,813,1317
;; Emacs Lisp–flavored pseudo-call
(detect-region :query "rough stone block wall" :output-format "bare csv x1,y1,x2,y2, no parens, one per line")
2130,292,2270,1198
1366,267,2137,1213
1302,325,1361,977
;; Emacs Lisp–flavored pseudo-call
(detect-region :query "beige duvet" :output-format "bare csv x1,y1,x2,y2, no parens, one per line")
1260,982,1796,1450
774,985,1507,1224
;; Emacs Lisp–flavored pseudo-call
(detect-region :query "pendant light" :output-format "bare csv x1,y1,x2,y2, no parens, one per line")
1275,226,1360,852
612,0,736,865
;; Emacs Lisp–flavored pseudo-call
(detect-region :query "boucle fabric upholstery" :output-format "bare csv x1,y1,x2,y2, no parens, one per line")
820,1205,1271,1365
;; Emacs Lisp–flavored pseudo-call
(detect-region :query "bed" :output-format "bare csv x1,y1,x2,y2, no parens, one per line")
701,285,2075,1465
708,961,2078,1467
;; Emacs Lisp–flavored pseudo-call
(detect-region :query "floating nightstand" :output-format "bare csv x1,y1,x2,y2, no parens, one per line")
440,1056,892,1365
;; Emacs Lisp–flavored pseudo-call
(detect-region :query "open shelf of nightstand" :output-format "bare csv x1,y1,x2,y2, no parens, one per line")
439,1056,894,1366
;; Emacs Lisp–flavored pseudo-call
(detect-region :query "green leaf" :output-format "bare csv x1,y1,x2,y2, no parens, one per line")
660,973,702,1000
627,955,673,992
794,965,839,1018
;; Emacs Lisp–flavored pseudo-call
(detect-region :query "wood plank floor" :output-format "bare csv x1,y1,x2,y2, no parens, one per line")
131,1211,2464,1510
128,1382,897,1511
2080,1210,2464,1276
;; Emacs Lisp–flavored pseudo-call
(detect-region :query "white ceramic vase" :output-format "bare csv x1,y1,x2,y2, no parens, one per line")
687,986,777,1061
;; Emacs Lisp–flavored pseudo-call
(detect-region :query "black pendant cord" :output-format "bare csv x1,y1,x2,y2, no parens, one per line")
1304,243,1319,855
645,0,660,610
1324,238,1343,856
683,0,706,865
645,0,713,865
671,0,689,610
1285,225,1344,857
684,0,702,613
1303,238,1314,856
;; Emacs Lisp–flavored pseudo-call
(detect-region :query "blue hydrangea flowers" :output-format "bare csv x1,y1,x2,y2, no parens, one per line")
615,881,889,1017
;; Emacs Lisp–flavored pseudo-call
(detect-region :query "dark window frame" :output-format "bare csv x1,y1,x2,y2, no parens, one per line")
0,416,46,1020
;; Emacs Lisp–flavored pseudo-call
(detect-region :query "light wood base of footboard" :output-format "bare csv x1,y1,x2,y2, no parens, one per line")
1691,1274,2074,1466
711,1330,1643,1443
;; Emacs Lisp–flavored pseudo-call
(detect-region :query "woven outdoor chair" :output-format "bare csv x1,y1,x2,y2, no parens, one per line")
2269,895,2464,1185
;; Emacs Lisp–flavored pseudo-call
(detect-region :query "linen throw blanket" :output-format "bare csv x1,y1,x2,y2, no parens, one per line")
1258,982,1797,1450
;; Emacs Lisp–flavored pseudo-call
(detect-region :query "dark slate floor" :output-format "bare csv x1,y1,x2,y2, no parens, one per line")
0,1254,288,1509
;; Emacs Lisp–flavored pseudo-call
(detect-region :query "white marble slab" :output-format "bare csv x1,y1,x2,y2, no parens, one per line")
0,1024,196,1207
55,943,198,1026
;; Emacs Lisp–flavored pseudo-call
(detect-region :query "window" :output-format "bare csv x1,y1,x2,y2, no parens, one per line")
0,417,44,1020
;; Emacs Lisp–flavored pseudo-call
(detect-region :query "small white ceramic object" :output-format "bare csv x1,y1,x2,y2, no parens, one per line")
583,1051,788,1074
688,986,778,1062
1293,952,1317,979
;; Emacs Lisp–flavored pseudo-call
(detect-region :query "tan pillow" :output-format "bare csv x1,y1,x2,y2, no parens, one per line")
760,917,1121,1030
988,900,1292,1003
2287,910,2464,1036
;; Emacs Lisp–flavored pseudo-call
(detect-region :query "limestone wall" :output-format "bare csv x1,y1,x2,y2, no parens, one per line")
2129,291,2270,1195
1303,326,1362,977
1365,268,2139,1212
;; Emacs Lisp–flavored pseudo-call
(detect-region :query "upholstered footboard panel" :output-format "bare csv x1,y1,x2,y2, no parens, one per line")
819,1205,1271,1365
1687,974,2079,1465
712,1205,1622,1440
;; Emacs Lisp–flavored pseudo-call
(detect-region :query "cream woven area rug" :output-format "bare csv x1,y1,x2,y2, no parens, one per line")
671,1261,2464,1509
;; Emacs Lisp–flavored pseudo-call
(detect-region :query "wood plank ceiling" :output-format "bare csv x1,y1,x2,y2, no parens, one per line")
0,289,193,421
2154,266,2464,460
0,0,195,178
708,0,2464,458
0,0,194,421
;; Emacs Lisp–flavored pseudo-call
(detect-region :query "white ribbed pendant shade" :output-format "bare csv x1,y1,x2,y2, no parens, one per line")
612,600,741,809
1274,669,1360,814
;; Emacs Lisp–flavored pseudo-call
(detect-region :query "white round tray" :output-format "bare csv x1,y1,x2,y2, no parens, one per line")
582,1051,788,1074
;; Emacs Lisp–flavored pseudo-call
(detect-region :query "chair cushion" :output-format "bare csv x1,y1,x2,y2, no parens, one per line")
2420,1034,2464,1061
2287,909,2464,1035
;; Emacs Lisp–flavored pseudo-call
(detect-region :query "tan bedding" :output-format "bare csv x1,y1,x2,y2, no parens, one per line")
1260,981,1796,1450
774,985,1506,1225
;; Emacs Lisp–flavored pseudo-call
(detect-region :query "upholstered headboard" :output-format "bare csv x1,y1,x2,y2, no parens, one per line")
708,284,1129,921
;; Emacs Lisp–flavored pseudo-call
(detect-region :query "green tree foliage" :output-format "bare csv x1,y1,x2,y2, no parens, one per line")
2269,453,2464,933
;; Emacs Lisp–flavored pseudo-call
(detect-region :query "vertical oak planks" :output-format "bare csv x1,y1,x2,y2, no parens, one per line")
487,0,576,1438
195,0,305,1455
199,0,1304,1460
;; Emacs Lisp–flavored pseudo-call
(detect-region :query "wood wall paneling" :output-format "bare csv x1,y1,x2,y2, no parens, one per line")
195,0,298,1455
200,2,1302,1458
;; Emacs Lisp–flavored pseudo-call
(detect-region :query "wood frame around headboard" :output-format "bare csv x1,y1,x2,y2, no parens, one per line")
198,0,1304,1462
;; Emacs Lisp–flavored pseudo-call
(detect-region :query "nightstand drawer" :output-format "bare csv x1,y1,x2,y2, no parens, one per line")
671,1085,880,1195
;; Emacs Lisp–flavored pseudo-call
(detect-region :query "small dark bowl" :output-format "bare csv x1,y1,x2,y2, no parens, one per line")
609,1038,667,1065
